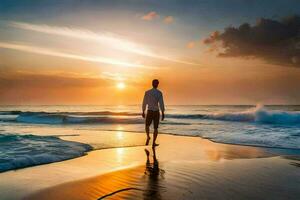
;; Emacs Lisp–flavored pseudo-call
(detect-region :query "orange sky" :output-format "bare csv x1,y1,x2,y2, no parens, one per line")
1,1,300,105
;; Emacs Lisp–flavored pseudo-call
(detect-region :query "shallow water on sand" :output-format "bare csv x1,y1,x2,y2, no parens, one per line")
1,133,299,200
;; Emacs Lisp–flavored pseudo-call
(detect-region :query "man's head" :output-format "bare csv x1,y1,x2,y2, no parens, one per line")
152,79,159,88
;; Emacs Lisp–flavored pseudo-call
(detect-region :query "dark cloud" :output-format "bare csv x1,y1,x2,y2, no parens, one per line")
204,15,300,67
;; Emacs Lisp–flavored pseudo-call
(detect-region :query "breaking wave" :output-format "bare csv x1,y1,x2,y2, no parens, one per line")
0,134,92,172
204,105,300,124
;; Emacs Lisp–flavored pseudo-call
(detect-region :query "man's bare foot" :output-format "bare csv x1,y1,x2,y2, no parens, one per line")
145,137,151,145
152,143,159,147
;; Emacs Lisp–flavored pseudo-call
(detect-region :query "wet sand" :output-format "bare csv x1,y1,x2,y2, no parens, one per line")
26,157,300,200
0,133,299,200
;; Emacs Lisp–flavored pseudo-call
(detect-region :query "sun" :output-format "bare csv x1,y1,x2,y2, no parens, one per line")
116,82,126,90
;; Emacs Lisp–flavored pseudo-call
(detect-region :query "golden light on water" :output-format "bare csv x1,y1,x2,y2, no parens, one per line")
116,148,124,163
116,125,124,131
117,131,124,140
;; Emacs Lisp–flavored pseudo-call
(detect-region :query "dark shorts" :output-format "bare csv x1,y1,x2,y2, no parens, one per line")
146,110,160,129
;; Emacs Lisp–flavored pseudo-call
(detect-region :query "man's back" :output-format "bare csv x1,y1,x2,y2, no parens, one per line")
143,88,165,112
142,79,165,147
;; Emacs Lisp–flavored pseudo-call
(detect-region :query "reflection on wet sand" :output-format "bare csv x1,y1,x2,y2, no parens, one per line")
143,147,165,200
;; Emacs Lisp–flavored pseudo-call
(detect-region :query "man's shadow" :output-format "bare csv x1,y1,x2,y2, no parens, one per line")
143,147,165,200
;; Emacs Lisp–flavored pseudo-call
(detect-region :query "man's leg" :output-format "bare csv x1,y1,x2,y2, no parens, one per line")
152,128,159,146
145,125,150,145
152,111,159,147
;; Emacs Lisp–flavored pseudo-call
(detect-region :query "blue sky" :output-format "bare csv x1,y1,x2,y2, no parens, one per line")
1,0,300,37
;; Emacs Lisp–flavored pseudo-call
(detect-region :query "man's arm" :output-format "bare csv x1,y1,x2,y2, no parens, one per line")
159,93,165,120
142,92,147,118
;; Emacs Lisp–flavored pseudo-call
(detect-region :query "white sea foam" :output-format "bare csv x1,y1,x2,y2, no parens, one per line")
206,105,300,124
0,134,92,172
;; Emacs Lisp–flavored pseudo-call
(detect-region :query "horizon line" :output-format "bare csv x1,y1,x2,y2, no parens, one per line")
1,104,299,106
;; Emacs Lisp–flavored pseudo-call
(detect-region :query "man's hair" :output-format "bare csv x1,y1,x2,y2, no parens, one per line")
152,79,159,88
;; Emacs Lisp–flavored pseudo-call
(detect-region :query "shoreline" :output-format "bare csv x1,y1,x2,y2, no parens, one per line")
85,129,300,151
1,129,299,174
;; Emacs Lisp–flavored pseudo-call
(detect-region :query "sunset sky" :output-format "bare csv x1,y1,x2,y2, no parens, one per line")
1,0,300,105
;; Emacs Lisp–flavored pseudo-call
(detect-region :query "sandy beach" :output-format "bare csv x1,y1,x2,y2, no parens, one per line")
0,132,299,200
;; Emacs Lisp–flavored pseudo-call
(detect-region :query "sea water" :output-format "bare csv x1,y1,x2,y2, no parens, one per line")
0,105,300,172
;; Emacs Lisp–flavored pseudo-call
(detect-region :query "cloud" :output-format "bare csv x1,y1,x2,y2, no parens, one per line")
187,41,196,49
101,71,143,83
101,72,126,81
203,15,300,67
10,21,151,58
0,42,152,68
164,16,174,24
10,21,200,66
141,13,174,24
141,11,159,21
0,70,112,104
0,70,107,89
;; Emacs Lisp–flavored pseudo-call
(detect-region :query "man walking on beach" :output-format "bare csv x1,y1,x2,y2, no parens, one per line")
142,79,165,147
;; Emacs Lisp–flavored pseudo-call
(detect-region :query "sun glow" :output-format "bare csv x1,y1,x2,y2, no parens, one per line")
116,82,126,90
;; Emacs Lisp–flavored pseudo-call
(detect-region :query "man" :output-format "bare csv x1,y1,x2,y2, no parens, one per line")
142,79,165,147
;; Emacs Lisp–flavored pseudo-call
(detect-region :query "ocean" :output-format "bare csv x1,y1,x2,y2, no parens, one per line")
1,105,300,172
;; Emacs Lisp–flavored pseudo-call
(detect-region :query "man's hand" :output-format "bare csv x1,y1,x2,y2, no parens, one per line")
161,112,165,121
142,112,145,118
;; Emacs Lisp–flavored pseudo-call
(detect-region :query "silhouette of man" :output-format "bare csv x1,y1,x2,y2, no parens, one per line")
142,79,165,147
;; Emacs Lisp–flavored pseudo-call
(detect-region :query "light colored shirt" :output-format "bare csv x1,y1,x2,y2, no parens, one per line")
142,88,165,112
